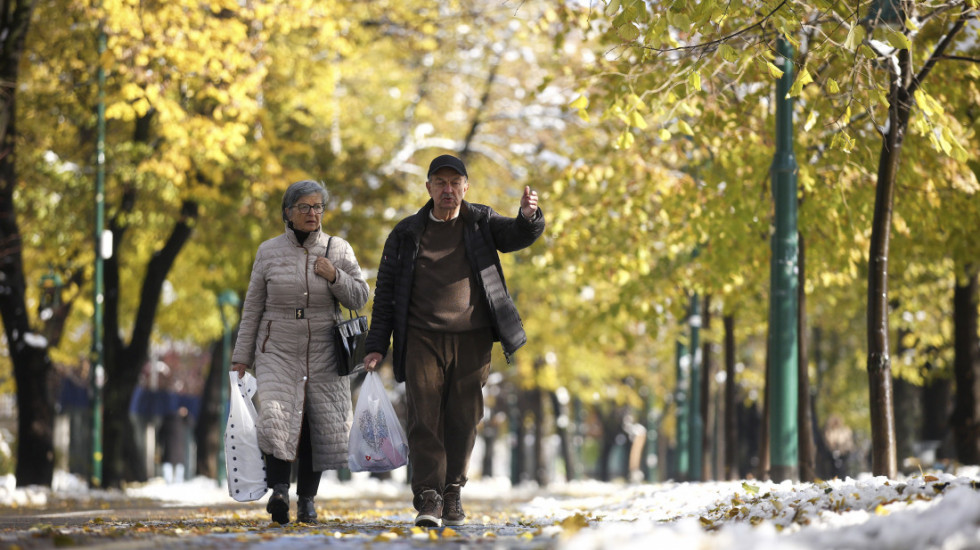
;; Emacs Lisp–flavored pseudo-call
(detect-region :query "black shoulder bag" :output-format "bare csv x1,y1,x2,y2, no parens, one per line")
326,237,368,376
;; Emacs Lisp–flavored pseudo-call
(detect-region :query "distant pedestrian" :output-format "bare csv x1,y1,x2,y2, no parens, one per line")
231,180,370,524
160,406,189,484
363,154,545,527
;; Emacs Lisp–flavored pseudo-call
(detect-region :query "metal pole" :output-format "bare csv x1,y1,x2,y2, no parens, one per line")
768,36,800,482
89,10,107,488
687,293,702,481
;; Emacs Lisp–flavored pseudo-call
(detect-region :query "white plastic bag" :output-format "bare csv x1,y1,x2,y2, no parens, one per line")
348,371,409,472
225,371,268,502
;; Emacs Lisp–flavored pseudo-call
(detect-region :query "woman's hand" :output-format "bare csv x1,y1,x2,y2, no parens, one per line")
231,363,248,379
363,352,383,372
315,256,338,283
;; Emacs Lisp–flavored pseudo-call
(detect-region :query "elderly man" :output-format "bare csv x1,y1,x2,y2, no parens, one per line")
363,154,545,527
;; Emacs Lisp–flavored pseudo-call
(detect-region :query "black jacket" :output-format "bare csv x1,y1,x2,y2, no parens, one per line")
365,199,545,382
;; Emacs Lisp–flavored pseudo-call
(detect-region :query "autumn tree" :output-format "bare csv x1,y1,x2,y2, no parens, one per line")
552,0,980,477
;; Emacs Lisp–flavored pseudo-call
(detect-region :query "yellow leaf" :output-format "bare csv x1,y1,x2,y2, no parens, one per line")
803,110,818,132
615,130,635,149
827,78,840,94
789,67,813,97
569,94,589,110
559,513,590,535
678,120,694,135
658,128,672,141
442,527,458,538
742,482,760,494
766,61,784,79
688,71,702,92
875,504,890,516
630,111,648,129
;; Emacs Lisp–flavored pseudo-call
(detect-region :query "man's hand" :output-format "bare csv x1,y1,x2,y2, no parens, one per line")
231,363,248,379
363,352,383,372
520,186,538,218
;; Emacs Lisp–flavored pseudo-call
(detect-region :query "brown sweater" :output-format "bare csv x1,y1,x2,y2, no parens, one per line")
408,215,491,332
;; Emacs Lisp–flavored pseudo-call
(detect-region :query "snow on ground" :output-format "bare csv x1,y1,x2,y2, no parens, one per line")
3,468,980,549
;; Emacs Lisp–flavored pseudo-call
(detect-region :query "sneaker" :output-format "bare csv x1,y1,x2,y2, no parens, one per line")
414,489,443,527
266,483,290,524
442,484,465,526
296,495,317,523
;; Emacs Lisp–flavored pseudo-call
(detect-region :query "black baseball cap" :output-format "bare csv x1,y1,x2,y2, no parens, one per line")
427,154,468,178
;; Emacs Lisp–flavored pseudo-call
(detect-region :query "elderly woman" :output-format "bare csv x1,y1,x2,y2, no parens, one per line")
231,180,369,524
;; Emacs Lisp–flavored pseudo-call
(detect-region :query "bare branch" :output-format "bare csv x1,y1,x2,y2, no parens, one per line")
643,0,790,54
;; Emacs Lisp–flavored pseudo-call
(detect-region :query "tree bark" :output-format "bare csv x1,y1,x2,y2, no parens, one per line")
700,296,714,481
195,339,223,479
797,236,816,481
723,314,738,480
550,391,577,481
0,0,52,488
866,9,967,480
951,266,980,464
102,193,200,487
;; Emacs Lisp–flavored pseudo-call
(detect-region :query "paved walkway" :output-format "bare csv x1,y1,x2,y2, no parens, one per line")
0,492,555,549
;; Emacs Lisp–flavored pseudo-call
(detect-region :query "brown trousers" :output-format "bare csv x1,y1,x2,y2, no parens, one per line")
404,325,493,497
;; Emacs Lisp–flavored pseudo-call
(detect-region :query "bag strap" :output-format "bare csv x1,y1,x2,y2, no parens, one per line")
326,236,360,319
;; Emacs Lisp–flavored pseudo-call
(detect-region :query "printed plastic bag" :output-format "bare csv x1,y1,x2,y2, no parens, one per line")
225,371,268,502
348,371,409,472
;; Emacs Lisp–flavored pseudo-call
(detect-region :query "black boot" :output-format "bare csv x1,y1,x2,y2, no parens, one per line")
296,495,317,523
266,483,290,524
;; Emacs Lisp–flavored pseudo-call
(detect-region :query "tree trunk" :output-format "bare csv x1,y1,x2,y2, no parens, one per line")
865,12,967,479
102,191,200,487
866,50,913,480
921,366,952,461
951,266,980,464
550,391,576,481
700,296,714,480
195,340,223,479
723,314,738,480
532,386,547,487
797,236,816,481
0,0,52,488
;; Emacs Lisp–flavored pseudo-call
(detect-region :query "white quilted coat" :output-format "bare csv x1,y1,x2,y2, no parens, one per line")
232,227,369,470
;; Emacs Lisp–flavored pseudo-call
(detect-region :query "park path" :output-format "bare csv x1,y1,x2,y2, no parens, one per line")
0,491,559,549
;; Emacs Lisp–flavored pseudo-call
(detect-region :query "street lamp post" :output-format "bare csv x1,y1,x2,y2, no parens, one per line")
217,289,240,484
90,11,108,488
768,37,800,482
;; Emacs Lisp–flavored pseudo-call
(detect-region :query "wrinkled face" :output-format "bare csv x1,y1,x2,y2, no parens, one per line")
286,193,325,232
426,167,468,217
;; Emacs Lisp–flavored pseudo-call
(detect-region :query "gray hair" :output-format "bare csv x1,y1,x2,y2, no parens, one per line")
281,180,329,223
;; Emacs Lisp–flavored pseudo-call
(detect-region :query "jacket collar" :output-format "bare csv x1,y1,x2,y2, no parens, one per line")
283,223,323,247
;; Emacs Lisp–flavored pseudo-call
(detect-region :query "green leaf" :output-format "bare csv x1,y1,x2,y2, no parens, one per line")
719,44,737,63
618,22,640,41
843,25,866,51
884,28,911,50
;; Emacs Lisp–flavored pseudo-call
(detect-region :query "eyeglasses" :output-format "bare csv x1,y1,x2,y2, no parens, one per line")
293,203,325,214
